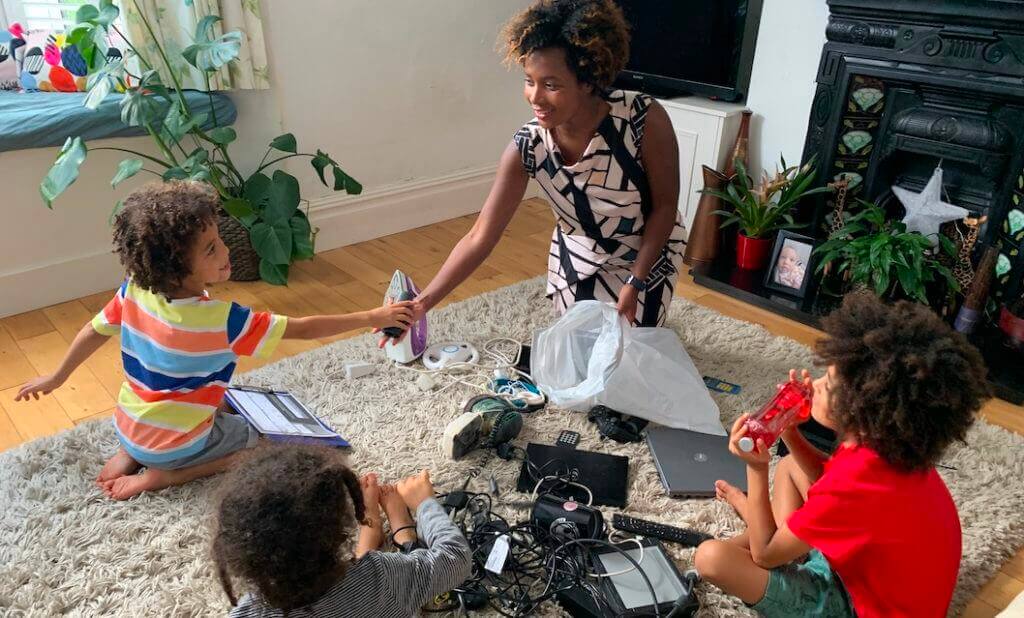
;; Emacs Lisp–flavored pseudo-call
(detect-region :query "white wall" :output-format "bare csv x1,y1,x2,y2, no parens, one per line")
744,0,830,178
0,0,534,316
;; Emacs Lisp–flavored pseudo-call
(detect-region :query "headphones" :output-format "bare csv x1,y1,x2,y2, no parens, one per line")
587,406,648,443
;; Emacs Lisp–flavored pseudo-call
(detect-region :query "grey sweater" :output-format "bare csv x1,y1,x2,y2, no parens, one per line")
228,499,471,618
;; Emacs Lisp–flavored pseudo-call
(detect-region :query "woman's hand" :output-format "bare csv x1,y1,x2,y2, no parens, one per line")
617,284,639,325
728,414,772,470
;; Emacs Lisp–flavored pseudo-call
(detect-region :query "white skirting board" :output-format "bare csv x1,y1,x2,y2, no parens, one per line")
0,165,528,318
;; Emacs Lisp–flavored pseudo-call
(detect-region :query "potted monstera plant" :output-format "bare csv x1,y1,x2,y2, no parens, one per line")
39,0,360,284
703,155,830,270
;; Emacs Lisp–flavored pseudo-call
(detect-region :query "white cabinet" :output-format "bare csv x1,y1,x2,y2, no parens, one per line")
657,97,747,229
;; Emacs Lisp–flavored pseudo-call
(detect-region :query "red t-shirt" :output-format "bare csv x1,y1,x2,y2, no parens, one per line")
787,444,961,618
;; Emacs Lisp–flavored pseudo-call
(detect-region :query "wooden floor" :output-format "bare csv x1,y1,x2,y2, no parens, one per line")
1,197,1021,615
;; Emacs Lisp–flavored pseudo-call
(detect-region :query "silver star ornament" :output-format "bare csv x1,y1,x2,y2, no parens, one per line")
892,166,969,246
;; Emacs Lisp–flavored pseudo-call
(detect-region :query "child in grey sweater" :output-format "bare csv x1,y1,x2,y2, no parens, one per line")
212,444,471,617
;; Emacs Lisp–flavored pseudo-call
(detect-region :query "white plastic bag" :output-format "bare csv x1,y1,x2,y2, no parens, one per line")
531,300,724,435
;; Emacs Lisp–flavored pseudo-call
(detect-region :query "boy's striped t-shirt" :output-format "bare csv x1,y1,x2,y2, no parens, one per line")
92,280,287,464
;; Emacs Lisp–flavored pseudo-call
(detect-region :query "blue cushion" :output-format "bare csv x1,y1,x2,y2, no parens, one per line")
0,89,236,152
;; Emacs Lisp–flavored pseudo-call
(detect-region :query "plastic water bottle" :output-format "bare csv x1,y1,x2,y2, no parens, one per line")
737,380,813,453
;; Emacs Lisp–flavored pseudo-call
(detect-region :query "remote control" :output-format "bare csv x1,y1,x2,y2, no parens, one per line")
612,513,712,547
555,430,580,449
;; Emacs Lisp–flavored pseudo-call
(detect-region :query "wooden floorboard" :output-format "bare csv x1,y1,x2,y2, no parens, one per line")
0,199,1021,614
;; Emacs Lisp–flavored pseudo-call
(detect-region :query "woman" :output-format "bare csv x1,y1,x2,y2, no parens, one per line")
406,0,686,329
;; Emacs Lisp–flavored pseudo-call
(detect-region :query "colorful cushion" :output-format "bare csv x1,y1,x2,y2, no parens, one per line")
0,23,125,93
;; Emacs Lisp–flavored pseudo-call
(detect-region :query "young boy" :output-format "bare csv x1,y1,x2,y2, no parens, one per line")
15,181,413,501
695,292,989,617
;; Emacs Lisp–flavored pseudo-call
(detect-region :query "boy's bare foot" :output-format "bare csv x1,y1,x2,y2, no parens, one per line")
381,484,417,546
98,454,237,500
716,480,748,521
96,448,141,483
356,474,384,558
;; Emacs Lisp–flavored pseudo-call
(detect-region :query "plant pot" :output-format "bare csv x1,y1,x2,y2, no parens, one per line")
217,209,261,282
735,233,773,270
1000,305,1024,349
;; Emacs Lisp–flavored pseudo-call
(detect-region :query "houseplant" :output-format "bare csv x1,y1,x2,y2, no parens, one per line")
813,200,960,304
38,0,360,285
703,155,831,270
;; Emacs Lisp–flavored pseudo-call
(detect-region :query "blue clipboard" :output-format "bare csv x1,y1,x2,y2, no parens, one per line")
225,386,350,449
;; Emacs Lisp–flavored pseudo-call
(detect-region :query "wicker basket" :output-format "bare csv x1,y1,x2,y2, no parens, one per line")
217,209,261,281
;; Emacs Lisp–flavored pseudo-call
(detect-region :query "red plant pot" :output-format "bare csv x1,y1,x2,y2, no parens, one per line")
1000,306,1024,347
735,233,773,270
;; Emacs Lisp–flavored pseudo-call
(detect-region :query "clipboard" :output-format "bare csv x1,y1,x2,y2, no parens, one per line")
225,386,350,448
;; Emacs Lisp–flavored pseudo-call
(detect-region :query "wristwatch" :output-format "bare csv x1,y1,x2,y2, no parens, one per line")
625,274,648,291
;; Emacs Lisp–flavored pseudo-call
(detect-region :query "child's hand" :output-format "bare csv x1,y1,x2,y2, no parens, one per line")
15,374,65,401
368,301,414,332
396,469,434,510
727,414,772,469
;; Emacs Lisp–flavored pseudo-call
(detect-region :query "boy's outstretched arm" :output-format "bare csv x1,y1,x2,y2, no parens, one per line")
729,415,813,569
15,323,110,401
283,301,414,340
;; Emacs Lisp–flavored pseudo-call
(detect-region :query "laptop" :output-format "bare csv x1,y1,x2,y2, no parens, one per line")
646,426,746,498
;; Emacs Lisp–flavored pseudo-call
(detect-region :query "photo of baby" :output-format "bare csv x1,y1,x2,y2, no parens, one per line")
770,239,811,292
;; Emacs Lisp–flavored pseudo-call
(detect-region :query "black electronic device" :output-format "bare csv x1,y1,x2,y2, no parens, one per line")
531,494,604,543
514,344,532,376
612,513,712,547
613,0,764,101
556,539,699,617
516,442,629,508
556,430,580,449
588,406,648,443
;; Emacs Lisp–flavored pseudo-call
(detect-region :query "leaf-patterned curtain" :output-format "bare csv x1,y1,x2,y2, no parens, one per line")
121,0,268,90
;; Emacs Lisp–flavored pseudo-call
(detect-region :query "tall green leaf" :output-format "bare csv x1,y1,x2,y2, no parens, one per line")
251,220,293,264
41,137,88,207
84,57,124,109
244,173,272,208
111,158,143,188
120,89,164,127
183,16,242,71
259,259,289,285
270,133,298,154
265,171,300,222
222,197,257,226
332,166,362,194
311,150,331,185
290,214,314,260
207,127,237,145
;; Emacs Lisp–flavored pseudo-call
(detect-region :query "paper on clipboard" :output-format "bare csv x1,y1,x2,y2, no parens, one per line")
226,387,349,447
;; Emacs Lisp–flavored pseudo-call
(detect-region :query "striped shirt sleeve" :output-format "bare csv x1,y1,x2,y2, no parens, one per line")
90,281,127,336
376,498,472,613
226,303,288,359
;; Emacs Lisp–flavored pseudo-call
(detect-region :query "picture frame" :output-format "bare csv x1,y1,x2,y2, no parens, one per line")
764,230,816,299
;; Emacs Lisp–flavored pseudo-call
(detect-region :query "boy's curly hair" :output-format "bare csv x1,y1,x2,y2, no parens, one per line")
212,444,366,611
500,0,630,92
112,181,219,295
816,292,990,471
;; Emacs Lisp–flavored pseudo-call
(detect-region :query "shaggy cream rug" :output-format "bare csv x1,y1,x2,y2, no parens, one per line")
1,278,1022,617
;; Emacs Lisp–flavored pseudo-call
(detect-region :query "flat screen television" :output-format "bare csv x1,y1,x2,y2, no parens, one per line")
613,0,764,102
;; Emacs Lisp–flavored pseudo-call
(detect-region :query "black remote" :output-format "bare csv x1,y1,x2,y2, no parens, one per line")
612,513,712,547
555,430,580,449
383,290,415,338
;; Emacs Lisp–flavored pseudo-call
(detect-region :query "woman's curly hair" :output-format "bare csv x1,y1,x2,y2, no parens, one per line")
500,0,630,91
211,444,367,611
816,292,990,472
111,181,219,296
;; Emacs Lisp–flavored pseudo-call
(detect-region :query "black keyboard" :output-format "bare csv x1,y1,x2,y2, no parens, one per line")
612,513,713,547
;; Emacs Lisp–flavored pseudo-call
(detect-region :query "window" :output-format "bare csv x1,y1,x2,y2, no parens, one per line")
1,0,92,31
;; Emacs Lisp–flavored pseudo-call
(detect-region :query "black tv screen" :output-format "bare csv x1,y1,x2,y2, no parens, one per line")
614,0,763,101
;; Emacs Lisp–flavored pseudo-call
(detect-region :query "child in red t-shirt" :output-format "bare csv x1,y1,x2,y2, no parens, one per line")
694,292,990,617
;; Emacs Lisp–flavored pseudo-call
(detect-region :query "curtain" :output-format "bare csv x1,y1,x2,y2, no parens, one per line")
121,0,268,90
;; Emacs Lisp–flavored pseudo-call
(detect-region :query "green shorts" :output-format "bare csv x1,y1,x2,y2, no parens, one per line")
750,550,856,617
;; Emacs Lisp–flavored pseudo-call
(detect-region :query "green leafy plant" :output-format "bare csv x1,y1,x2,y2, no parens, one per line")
39,0,361,285
814,200,960,303
702,155,831,239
